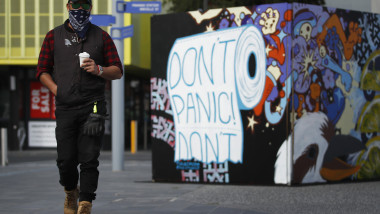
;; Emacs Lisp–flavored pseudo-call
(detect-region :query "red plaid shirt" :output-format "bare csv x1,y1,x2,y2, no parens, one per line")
36,22,123,79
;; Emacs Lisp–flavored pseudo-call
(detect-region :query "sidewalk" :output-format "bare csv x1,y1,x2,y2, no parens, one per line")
1,150,379,214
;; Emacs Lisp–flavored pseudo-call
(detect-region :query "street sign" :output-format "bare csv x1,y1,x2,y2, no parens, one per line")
90,15,115,26
116,1,161,13
111,25,134,40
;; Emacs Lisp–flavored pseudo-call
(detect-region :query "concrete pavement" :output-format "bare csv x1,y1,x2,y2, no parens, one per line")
0,150,379,214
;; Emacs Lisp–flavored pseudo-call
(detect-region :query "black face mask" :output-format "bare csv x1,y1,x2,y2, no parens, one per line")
68,9,91,39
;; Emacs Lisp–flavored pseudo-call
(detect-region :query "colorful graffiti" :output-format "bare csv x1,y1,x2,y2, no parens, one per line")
151,77,172,114
275,112,365,184
177,161,230,183
151,3,380,185
181,169,200,182
289,4,380,183
151,77,175,147
151,114,175,148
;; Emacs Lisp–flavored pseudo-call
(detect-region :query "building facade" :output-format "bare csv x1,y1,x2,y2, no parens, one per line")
0,0,151,150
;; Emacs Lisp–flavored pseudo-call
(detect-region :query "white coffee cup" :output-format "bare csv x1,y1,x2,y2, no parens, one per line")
79,52,90,67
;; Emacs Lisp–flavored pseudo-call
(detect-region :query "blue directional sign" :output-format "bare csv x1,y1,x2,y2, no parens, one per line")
116,1,161,14
89,15,115,26
111,25,134,40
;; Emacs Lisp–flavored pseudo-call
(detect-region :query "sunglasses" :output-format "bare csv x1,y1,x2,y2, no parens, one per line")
70,3,91,10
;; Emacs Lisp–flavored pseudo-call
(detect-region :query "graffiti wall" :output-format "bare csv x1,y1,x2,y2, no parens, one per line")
151,3,380,185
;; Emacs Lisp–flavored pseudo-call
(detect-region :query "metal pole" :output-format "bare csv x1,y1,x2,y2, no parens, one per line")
112,0,125,171
1,128,8,166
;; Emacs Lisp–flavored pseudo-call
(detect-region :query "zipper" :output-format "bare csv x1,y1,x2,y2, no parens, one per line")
79,39,84,93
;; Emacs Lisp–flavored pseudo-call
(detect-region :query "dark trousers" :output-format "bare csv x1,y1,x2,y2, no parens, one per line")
55,100,106,202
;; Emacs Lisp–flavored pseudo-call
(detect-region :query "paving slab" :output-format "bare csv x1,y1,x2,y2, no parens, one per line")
1,150,379,214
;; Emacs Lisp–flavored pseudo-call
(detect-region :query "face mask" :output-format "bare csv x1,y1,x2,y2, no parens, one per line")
69,9,91,39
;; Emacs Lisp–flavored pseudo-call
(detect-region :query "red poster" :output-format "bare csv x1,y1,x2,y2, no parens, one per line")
30,82,53,119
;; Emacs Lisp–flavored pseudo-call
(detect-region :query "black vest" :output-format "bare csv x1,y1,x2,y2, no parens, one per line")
53,21,105,110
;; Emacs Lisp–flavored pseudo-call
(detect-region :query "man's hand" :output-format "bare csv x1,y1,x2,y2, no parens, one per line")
81,59,123,80
83,113,108,136
39,72,58,96
81,58,99,76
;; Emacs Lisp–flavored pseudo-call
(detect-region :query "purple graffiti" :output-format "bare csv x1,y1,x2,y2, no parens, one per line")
322,69,335,89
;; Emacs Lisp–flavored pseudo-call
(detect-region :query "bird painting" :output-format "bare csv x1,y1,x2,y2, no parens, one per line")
274,112,365,184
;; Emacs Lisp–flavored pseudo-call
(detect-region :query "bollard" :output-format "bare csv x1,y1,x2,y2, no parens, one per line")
131,120,138,154
1,128,8,166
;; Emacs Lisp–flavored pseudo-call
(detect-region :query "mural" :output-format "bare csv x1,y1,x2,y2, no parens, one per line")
287,4,380,184
151,3,380,185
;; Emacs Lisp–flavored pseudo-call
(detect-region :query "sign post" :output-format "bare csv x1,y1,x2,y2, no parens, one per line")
112,0,125,171
111,0,161,171
111,25,134,40
89,15,115,27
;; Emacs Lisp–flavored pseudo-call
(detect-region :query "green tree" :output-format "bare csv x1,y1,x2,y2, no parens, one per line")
163,0,325,13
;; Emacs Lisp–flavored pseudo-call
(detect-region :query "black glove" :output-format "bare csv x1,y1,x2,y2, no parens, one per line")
83,113,108,136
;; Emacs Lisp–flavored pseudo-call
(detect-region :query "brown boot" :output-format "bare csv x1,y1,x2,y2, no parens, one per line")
64,187,79,214
77,201,92,214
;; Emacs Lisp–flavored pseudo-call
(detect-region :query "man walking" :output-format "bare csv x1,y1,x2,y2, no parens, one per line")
36,0,123,213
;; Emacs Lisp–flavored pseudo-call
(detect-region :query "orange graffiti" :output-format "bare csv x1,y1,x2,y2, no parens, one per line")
316,14,362,60
310,83,321,112
296,94,305,118
281,9,293,28
320,158,361,181
284,9,293,22
268,30,286,65
253,76,274,116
